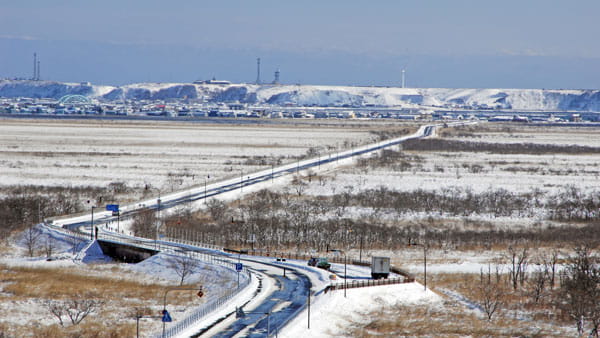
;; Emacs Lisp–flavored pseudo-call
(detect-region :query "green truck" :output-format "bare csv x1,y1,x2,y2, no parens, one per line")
308,257,331,270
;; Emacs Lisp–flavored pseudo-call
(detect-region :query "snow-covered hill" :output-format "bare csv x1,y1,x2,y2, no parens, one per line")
1,79,600,111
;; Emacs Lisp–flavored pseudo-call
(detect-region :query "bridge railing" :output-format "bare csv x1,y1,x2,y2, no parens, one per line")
152,267,252,338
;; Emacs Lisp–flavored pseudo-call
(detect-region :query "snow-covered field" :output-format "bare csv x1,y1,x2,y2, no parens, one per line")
306,151,600,196
1,121,595,336
295,124,600,229
446,123,600,146
282,282,440,337
0,118,379,193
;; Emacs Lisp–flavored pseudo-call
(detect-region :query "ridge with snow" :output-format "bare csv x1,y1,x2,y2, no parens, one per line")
1,79,600,111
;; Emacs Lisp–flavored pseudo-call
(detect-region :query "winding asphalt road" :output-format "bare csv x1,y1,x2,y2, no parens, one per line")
211,269,310,337
48,122,452,337
56,123,439,233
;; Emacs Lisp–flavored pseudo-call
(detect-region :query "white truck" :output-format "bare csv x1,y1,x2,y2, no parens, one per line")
371,256,390,279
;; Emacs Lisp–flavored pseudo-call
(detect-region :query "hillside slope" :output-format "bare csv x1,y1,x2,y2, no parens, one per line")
1,80,599,111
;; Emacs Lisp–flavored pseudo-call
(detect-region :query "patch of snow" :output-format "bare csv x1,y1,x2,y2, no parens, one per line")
281,282,441,337
80,240,112,263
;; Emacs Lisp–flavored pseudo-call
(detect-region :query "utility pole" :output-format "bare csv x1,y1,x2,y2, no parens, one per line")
90,205,96,241
204,175,209,204
344,254,347,298
307,291,311,329
423,244,428,291
156,191,161,249
237,252,241,289
359,233,364,262
318,151,321,169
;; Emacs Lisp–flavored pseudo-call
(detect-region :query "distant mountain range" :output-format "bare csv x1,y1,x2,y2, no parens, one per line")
2,79,600,111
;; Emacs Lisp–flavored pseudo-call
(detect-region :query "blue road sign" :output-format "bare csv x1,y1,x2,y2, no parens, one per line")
162,309,172,322
235,263,243,272
106,204,119,212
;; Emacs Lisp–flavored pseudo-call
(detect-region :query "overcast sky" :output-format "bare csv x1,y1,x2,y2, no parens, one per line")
1,1,599,88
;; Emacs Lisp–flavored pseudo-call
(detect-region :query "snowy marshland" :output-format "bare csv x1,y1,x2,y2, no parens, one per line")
0,118,382,191
2,119,599,336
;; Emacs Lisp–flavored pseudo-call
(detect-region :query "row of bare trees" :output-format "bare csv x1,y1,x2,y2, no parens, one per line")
479,245,600,337
130,187,600,252
330,185,600,221
0,183,136,237
402,138,600,155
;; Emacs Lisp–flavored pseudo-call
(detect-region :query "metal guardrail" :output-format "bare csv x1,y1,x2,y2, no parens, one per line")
163,234,222,251
325,277,412,293
41,224,253,338
153,268,252,338
243,250,416,281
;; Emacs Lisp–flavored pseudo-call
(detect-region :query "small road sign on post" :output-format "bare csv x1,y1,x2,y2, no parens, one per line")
161,309,172,322
106,204,119,212
235,262,243,289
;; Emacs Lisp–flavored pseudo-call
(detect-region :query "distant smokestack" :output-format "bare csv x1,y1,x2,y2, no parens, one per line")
256,57,261,85
401,69,406,88
37,60,40,81
33,53,37,80
272,68,280,84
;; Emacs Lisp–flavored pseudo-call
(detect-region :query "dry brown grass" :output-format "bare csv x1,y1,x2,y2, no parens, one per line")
0,263,208,337
0,263,209,307
0,240,10,255
0,264,185,301
345,301,570,337
29,322,136,338
427,272,571,332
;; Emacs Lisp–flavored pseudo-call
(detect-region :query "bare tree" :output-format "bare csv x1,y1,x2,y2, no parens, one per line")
44,237,56,259
66,298,103,325
544,249,560,290
45,296,104,326
507,245,528,290
70,236,84,255
206,199,229,223
332,185,353,218
291,176,307,197
45,300,66,326
131,208,157,239
479,265,503,320
529,265,549,303
559,245,600,337
24,226,40,257
169,254,198,286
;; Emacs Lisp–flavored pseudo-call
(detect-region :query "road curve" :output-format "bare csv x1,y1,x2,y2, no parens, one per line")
45,122,460,336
